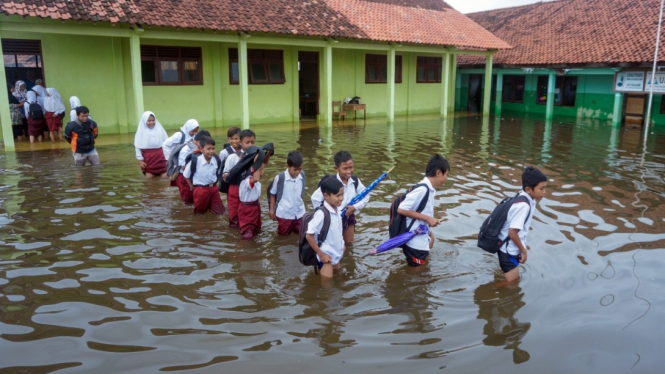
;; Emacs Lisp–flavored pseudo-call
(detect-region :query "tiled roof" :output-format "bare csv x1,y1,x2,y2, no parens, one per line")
460,0,665,67
0,0,510,51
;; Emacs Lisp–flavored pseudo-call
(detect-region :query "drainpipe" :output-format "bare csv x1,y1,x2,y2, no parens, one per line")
644,0,665,138
545,71,556,121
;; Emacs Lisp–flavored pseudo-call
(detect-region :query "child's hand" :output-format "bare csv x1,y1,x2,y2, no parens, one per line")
319,253,332,263
429,232,435,249
519,251,527,264
345,206,356,217
269,210,276,221
426,217,440,227
137,161,146,170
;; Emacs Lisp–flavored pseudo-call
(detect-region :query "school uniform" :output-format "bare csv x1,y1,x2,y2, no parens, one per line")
219,146,238,163
306,201,344,266
24,92,45,137
311,173,369,229
498,191,536,273
134,111,168,176
175,145,198,205
238,175,262,239
223,151,243,227
270,170,305,235
44,88,66,133
184,154,225,215
398,177,435,266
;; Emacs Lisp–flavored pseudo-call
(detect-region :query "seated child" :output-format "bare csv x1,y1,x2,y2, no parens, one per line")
219,126,240,163
311,150,368,245
183,136,225,215
269,151,305,236
238,150,267,239
306,177,345,278
498,166,547,283
223,129,256,227
176,130,210,205
397,154,450,266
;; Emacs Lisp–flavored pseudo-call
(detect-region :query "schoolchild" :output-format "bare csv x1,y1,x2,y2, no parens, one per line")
268,151,306,235
397,154,450,266
311,150,368,244
162,119,199,160
175,130,211,204
219,126,241,163
24,91,44,143
183,136,225,215
134,111,168,178
497,167,547,283
238,150,267,239
223,129,256,227
305,177,345,278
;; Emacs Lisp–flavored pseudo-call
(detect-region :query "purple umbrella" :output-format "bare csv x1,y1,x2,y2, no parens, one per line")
363,224,429,257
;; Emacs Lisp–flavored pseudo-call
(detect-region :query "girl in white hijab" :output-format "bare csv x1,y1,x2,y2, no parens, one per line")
24,91,44,143
14,80,27,103
69,96,92,122
44,88,66,142
161,119,199,160
135,111,169,178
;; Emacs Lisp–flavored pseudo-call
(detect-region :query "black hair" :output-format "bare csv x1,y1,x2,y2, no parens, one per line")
321,176,344,195
199,137,215,148
240,129,256,140
522,166,547,191
76,106,90,115
194,130,211,141
425,154,450,177
287,151,304,167
333,150,353,167
227,127,241,138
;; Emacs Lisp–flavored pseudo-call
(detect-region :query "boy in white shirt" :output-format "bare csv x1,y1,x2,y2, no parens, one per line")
183,137,224,215
219,127,240,163
306,177,345,278
177,130,210,205
498,167,547,283
269,151,306,235
223,129,256,227
397,154,450,266
238,150,266,240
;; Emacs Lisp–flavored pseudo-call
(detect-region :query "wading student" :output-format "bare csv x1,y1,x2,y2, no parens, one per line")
498,167,547,283
306,177,345,278
44,88,66,142
219,127,241,163
184,136,225,215
24,91,44,143
64,106,100,166
134,111,168,178
397,154,450,266
238,151,266,240
311,150,369,245
176,130,211,204
223,129,256,227
269,151,305,235
162,119,199,160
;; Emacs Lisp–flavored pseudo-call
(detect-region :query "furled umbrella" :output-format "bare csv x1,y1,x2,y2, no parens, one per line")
341,166,395,217
363,224,429,257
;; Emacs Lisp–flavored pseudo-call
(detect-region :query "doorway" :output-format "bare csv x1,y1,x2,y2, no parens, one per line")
298,51,319,120
2,39,45,91
468,74,483,113
623,94,646,125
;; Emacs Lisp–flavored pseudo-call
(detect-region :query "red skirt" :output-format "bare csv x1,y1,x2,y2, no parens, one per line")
193,186,225,215
176,174,194,205
277,217,301,236
239,202,262,239
141,148,167,176
45,112,64,132
27,116,45,136
227,184,240,227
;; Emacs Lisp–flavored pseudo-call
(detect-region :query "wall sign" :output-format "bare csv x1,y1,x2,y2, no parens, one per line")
614,71,645,93
645,72,665,93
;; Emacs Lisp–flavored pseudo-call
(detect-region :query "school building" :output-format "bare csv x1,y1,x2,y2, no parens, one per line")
0,0,510,151
456,0,665,126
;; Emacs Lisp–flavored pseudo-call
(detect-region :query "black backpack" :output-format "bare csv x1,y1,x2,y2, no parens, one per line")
388,184,430,240
267,170,306,212
187,152,223,183
298,207,331,272
29,102,44,120
218,149,243,193
165,131,187,180
477,194,531,254
317,174,359,193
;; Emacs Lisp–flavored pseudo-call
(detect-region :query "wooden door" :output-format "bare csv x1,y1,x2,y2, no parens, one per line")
623,94,646,125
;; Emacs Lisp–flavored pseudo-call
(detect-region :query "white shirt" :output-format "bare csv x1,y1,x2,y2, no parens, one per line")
499,191,536,256
239,176,261,202
270,170,305,220
219,146,238,163
183,154,219,186
307,201,344,266
178,143,197,167
310,174,369,211
162,131,186,160
223,152,241,174
398,177,436,251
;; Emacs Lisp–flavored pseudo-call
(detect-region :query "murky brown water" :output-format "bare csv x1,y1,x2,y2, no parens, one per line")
1,114,664,373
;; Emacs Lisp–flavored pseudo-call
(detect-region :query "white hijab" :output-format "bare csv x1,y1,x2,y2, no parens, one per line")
44,88,66,115
14,80,26,101
69,96,81,110
32,85,46,109
24,91,37,115
180,119,199,142
134,111,168,149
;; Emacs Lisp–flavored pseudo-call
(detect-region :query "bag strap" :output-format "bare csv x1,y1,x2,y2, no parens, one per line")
502,195,532,247
351,175,359,192
274,171,287,210
407,184,430,232
317,207,332,245
189,152,201,177
178,130,186,145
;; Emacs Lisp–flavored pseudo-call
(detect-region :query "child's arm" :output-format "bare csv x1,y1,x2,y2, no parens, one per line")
306,234,331,263
508,228,527,264
429,230,435,249
311,188,323,209
397,209,440,227
183,162,194,190
269,195,277,221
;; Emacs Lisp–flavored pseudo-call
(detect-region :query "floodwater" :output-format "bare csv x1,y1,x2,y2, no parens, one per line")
1,113,664,373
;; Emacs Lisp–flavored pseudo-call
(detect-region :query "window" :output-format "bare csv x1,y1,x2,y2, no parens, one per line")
140,46,202,85
2,39,45,87
365,54,402,83
536,76,577,107
416,56,443,83
229,48,285,85
502,75,526,103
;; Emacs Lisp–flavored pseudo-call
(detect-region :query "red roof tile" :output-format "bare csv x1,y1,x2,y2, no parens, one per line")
461,0,665,67
0,0,510,51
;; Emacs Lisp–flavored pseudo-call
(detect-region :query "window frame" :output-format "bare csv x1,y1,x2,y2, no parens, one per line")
416,56,443,83
140,45,203,86
501,75,526,103
536,76,578,107
365,54,402,84
2,39,45,83
229,48,285,85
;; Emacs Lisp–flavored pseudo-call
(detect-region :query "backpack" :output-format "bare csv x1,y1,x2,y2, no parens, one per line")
218,149,243,193
317,174,359,193
187,152,222,183
477,194,531,254
29,102,44,120
388,184,430,240
165,131,187,180
267,170,306,212
298,207,331,272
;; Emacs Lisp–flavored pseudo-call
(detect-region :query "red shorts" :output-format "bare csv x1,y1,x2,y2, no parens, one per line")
193,186,225,215
276,217,301,236
45,112,64,132
176,174,194,205
227,184,240,227
239,201,261,239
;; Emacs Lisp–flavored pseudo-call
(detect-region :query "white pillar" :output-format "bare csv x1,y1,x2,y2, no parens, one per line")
387,46,396,123
239,37,250,129
441,52,450,119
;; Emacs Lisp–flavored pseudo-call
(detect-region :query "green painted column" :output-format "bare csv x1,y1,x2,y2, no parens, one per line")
239,37,250,129
323,44,332,127
211,44,224,128
292,47,300,122
441,52,450,119
387,46,396,123
0,32,15,151
449,54,457,114
495,71,503,117
482,54,493,116
546,71,556,120
612,92,624,126
129,33,145,129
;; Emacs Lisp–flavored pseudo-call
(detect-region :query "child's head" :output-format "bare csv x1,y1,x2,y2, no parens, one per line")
425,154,450,187
76,106,90,122
227,127,241,149
239,129,256,151
333,150,354,181
320,176,345,208
200,137,216,159
286,151,304,178
522,166,547,201
193,130,211,148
